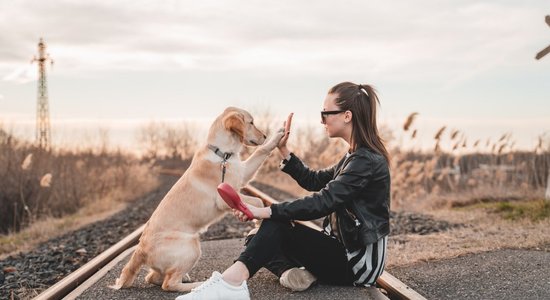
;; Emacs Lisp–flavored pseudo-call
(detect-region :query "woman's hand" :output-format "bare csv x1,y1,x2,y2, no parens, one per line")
278,113,293,158
232,204,271,222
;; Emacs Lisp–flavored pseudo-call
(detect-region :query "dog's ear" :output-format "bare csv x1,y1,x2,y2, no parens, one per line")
223,112,245,141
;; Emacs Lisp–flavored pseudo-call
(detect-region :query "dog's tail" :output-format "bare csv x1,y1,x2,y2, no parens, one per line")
110,248,146,290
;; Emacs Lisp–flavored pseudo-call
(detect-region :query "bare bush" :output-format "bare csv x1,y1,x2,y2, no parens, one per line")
137,121,198,160
0,125,159,234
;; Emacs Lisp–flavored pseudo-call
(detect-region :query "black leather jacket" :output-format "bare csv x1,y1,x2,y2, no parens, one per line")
270,147,391,250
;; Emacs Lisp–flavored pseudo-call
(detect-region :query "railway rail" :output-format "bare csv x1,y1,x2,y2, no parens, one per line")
35,178,426,300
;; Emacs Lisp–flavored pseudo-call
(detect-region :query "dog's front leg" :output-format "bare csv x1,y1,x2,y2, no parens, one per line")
241,148,272,183
242,129,285,183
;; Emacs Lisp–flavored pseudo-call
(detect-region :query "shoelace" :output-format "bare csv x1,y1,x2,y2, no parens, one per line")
191,276,220,293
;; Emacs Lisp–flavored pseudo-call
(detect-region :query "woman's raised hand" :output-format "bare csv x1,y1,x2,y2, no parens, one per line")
278,113,293,157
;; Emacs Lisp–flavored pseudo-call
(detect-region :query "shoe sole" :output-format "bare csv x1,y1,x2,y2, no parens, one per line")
280,269,316,292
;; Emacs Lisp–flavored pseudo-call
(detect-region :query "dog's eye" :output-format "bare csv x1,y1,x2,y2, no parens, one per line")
250,121,254,125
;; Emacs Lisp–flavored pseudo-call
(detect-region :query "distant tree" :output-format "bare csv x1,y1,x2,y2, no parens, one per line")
162,123,197,159
137,121,198,160
137,122,163,159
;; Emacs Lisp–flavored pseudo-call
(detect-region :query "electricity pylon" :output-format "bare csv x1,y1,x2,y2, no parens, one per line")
31,38,54,150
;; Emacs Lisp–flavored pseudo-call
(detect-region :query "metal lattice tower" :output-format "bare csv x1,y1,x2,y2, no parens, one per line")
31,38,54,150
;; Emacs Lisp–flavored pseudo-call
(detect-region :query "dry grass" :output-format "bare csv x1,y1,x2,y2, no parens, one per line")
0,124,163,256
386,205,550,268
390,113,550,209
0,118,209,258
0,165,159,258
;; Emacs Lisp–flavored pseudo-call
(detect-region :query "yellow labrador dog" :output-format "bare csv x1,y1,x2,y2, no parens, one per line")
112,107,284,292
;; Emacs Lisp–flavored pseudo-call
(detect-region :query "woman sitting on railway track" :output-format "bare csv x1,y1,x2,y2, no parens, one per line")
176,82,392,300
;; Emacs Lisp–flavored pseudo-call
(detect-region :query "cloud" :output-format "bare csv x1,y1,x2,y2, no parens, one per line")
0,0,547,84
2,65,36,84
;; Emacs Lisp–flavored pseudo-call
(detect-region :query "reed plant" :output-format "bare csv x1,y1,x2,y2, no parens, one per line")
389,114,549,209
257,111,549,211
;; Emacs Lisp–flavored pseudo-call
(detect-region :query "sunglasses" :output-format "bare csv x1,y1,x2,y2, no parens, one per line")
320,110,346,124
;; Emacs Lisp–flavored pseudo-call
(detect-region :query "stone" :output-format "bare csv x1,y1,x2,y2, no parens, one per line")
75,248,87,255
3,266,17,273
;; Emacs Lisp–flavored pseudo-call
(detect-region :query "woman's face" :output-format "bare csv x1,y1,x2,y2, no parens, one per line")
322,93,349,138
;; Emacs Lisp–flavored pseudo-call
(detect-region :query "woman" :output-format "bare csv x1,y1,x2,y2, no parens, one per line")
176,82,391,300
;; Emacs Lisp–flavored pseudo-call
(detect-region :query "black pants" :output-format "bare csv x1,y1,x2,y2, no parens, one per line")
236,219,354,285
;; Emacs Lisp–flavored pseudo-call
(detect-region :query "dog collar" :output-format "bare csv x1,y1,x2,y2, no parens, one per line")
207,144,233,161
207,144,233,183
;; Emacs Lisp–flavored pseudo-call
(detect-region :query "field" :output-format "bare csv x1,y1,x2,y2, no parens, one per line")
1,113,549,263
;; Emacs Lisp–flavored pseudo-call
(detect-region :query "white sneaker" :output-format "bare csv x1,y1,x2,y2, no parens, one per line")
279,267,317,292
175,271,250,300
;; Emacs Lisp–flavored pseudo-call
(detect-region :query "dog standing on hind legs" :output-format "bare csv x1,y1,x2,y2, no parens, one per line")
111,107,286,292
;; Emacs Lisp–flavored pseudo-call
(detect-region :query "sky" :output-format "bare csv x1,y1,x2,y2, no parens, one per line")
0,0,549,151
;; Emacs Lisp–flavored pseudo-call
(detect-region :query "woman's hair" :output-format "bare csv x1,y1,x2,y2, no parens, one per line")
328,82,390,165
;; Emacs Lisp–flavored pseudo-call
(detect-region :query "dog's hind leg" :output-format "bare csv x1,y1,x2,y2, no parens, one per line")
145,269,163,286
110,248,146,289
161,236,201,292
161,269,201,292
